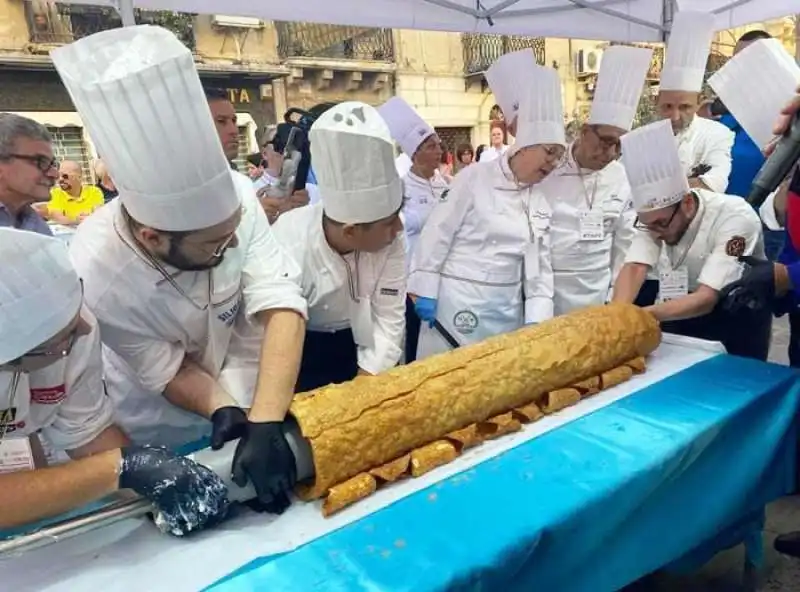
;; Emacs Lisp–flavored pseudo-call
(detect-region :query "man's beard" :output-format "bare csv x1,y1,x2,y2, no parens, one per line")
162,241,226,271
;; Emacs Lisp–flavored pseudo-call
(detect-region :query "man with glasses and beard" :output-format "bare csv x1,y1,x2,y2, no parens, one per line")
59,27,307,515
0,113,58,235
612,120,770,361
539,46,651,315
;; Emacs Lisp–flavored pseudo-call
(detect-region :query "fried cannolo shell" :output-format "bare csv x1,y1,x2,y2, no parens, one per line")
512,402,544,423
626,356,647,374
293,304,660,500
322,473,377,517
601,365,634,390
445,424,484,451
572,376,601,397
369,454,411,483
541,388,582,414
410,440,459,477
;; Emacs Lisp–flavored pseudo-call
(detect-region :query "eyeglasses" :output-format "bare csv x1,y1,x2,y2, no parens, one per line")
634,203,681,231
587,126,621,153
211,232,236,258
5,154,59,173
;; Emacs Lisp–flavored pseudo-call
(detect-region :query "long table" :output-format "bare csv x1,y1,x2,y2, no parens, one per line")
5,337,799,592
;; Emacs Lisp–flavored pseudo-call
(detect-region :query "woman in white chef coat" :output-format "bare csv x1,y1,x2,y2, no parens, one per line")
378,97,448,363
612,120,771,360
542,45,651,315
656,11,734,193
0,228,229,536
56,28,307,515
271,102,406,392
409,65,566,358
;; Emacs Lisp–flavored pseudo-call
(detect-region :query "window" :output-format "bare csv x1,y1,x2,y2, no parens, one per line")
47,126,92,182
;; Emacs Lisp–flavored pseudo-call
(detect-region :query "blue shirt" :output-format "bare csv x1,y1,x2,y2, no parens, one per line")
0,203,52,235
720,113,765,198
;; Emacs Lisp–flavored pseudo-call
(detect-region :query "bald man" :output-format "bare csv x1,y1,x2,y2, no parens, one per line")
45,160,104,226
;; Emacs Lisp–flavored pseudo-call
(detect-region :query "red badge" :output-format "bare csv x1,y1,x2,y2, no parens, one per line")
725,236,746,257
30,384,67,405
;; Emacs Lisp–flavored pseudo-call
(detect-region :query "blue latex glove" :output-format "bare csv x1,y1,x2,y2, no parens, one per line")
414,297,438,327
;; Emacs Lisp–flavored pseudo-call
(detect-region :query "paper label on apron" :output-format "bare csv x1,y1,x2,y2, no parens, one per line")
0,437,34,474
579,211,604,241
350,298,374,349
523,242,539,279
658,266,689,303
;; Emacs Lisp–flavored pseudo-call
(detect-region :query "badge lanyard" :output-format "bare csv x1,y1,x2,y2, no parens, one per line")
576,168,599,211
340,251,362,302
0,372,21,442
666,196,706,271
114,215,214,312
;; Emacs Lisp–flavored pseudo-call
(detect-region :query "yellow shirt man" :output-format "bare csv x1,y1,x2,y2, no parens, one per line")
48,185,104,222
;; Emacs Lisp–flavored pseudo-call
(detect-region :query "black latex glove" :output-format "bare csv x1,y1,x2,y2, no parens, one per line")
720,256,776,313
210,406,248,450
119,446,230,536
231,421,297,514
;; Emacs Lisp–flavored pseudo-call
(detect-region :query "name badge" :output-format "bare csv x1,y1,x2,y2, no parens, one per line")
579,211,604,242
0,438,35,475
658,266,689,303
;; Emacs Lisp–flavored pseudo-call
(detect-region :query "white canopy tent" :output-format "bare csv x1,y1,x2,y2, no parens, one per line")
62,0,797,43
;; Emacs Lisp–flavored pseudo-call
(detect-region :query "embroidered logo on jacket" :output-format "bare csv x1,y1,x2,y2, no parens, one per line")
380,288,399,296
453,310,479,335
30,385,67,405
725,236,746,257
217,297,242,327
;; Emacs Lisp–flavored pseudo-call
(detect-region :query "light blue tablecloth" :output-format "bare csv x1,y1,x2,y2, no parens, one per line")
207,355,800,592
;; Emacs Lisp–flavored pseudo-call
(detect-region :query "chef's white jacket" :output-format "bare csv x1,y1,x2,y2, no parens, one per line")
409,155,554,325
0,307,113,453
543,145,636,315
676,116,735,193
69,171,308,447
395,153,412,178
478,145,509,163
271,202,406,375
625,190,764,292
401,169,449,273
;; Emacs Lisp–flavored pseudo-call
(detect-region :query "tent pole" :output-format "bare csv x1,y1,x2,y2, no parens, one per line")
661,0,676,42
114,0,136,26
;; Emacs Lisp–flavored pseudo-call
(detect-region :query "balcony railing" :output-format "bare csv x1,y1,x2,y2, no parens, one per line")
462,34,546,75
25,2,195,50
275,23,394,62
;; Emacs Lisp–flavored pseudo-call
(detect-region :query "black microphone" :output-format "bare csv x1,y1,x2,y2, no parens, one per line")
748,111,800,208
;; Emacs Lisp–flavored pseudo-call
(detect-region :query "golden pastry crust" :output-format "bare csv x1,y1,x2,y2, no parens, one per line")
571,376,601,397
410,440,460,477
626,356,647,374
476,412,522,440
294,304,660,500
322,473,377,517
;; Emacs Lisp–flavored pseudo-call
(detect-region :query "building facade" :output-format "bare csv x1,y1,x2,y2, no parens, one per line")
0,1,794,180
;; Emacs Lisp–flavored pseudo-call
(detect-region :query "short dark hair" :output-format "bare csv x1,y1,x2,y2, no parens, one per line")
246,153,263,167
203,87,230,102
307,102,338,119
738,30,771,43
456,143,474,157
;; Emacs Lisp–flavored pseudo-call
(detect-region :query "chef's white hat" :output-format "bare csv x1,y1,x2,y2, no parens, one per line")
311,101,403,224
660,11,717,92
709,39,800,150
621,119,690,213
512,65,566,152
0,228,82,365
485,49,539,125
378,97,436,157
588,45,653,131
51,25,240,232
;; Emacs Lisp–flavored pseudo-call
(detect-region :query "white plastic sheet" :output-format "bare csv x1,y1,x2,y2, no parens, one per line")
60,0,798,42
4,334,723,592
